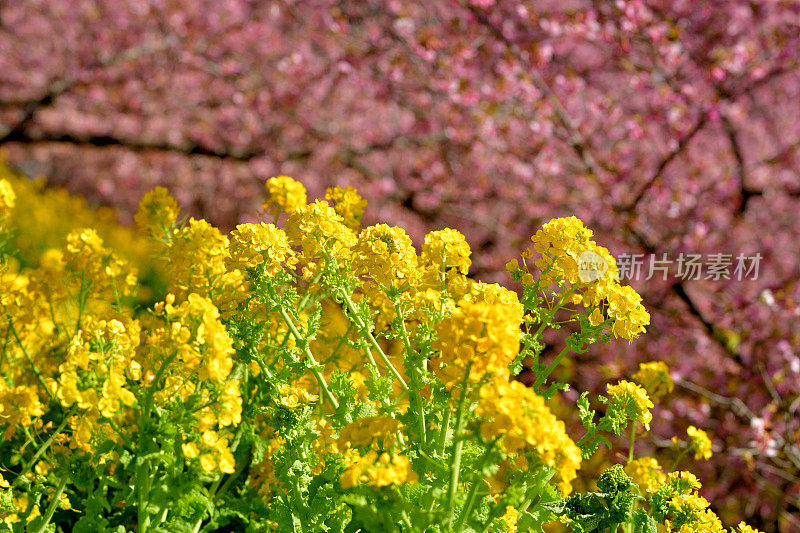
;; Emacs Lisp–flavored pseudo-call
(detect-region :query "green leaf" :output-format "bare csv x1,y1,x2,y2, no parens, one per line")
632,509,658,533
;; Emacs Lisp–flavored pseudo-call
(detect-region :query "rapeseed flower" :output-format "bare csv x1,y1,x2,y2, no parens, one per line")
633,361,674,401
264,175,307,214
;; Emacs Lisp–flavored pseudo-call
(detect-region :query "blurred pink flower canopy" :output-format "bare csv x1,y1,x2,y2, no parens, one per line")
1,0,799,529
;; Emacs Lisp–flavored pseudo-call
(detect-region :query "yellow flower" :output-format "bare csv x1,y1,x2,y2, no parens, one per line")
500,505,519,533
199,454,217,472
633,361,673,401
264,175,307,214
325,185,367,229
737,522,764,533
625,457,666,493
339,450,417,489
606,380,654,430
285,200,356,263
226,222,296,275
477,376,581,495
338,416,402,450
421,228,472,275
0,178,15,221
134,186,179,238
686,425,713,460
182,442,200,459
351,224,418,288
278,384,318,409
530,217,648,341
605,284,650,341
431,291,523,388
588,308,605,326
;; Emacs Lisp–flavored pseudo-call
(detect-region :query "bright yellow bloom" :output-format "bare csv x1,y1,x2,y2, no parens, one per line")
421,228,472,275
687,425,713,460
182,442,200,459
500,505,519,533
432,291,523,388
625,457,666,493
737,522,764,533
264,175,307,214
285,200,355,264
633,361,673,401
530,217,649,341
0,178,15,221
62,228,138,298
278,383,318,409
134,186,179,238
606,380,654,430
200,454,217,472
325,185,367,229
227,222,297,275
338,416,402,449
352,224,418,288
666,470,702,494
477,376,581,495
588,307,605,326
339,450,417,489
605,284,650,341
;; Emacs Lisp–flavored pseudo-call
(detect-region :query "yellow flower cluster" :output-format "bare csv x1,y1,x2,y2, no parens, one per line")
264,175,307,215
338,416,402,449
532,217,617,286
62,228,138,297
278,383,318,409
0,383,44,439
606,380,655,430
1,162,155,290
56,318,140,446
499,505,519,533
134,186,179,239
477,377,581,495
339,451,417,489
285,200,356,266
166,219,236,301
686,426,713,460
650,471,756,533
420,228,472,276
226,222,297,275
153,293,235,384
625,457,666,493
530,217,650,341
633,361,674,401
325,185,367,230
352,224,418,288
0,177,14,223
431,287,524,388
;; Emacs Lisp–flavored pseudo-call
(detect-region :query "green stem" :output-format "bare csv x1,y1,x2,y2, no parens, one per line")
437,409,452,457
32,477,67,533
12,416,69,489
9,323,53,400
75,270,88,334
137,458,153,533
446,367,472,525
339,290,408,391
628,424,637,463
393,302,427,443
453,437,501,531
671,446,691,472
276,306,338,409
532,345,570,390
